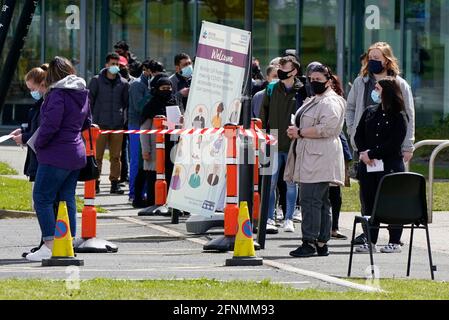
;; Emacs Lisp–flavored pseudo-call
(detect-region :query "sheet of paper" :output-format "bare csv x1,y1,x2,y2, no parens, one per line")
366,159,384,173
0,135,13,144
26,127,40,153
166,105,182,130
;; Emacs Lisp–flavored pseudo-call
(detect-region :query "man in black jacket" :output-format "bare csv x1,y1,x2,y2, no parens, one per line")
88,52,129,194
169,53,192,109
114,40,142,78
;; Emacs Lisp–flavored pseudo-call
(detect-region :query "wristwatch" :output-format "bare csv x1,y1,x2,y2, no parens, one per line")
297,128,304,138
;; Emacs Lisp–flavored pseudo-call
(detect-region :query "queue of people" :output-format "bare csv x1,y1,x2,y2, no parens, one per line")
9,40,415,261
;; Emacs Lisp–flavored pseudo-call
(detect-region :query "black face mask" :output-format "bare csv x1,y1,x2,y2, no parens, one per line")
368,60,384,74
310,81,328,95
277,69,295,81
120,68,129,79
157,89,172,99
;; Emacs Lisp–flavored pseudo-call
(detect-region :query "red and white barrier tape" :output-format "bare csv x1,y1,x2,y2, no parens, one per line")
100,127,277,145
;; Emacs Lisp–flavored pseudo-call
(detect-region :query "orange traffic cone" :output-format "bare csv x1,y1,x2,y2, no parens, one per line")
225,202,263,266
42,201,84,266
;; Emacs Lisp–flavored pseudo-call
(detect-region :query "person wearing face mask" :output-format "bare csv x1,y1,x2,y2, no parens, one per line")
139,75,181,206
128,59,156,207
285,64,346,257
259,56,307,233
169,53,193,109
354,77,408,254
88,52,130,195
9,64,50,257
304,62,352,240
345,42,415,245
118,55,133,186
251,65,279,118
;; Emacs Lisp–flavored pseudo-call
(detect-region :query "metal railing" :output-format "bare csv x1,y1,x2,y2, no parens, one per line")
407,140,449,223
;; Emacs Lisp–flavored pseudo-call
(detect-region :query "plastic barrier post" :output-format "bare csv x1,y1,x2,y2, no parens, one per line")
138,115,170,216
251,119,262,225
154,116,168,206
74,126,118,253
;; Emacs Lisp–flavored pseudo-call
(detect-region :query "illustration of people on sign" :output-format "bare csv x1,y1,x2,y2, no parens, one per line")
191,135,203,160
170,165,184,190
228,99,241,124
211,102,224,128
192,105,207,129
188,164,202,189
207,164,221,187
209,135,223,158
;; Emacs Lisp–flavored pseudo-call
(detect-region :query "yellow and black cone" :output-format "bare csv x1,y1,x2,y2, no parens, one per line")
42,201,84,267
225,202,263,266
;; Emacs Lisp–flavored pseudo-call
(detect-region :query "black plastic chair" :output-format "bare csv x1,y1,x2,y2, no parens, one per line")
347,172,436,280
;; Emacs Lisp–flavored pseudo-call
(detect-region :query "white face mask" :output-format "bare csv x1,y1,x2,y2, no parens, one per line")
108,65,120,75
371,90,382,104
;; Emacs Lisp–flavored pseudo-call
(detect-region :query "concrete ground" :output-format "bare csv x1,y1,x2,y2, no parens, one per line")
0,145,447,293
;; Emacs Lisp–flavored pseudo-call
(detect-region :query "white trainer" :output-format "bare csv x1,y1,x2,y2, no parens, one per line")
25,244,52,262
355,243,378,253
275,206,284,220
292,207,302,222
283,219,295,232
380,243,402,253
266,219,278,234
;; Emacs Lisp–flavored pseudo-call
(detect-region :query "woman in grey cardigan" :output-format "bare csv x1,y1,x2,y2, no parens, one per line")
346,42,415,160
345,42,415,245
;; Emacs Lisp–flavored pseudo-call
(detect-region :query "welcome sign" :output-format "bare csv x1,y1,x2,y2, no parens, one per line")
167,21,250,217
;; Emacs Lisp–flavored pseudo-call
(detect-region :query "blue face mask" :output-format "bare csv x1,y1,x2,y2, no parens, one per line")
108,65,120,75
181,65,193,78
371,90,382,104
30,90,42,100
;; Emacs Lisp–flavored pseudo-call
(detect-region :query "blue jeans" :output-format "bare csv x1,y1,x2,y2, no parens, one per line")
128,124,141,199
268,152,298,220
33,164,80,241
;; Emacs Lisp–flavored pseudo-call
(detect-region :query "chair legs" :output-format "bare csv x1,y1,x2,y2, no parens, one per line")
425,225,435,280
406,225,414,277
347,219,357,277
364,221,375,278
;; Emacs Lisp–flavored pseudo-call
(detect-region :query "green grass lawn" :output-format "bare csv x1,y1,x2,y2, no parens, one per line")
0,162,18,175
409,162,449,179
0,278,447,300
342,179,448,212
0,176,107,213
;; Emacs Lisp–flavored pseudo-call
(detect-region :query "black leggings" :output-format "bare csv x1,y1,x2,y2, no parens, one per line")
329,186,342,232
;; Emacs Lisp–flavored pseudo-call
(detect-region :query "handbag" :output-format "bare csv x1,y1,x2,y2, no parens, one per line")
78,127,100,181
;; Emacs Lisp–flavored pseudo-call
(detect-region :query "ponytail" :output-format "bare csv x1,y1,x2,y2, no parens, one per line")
25,63,49,84
330,74,345,98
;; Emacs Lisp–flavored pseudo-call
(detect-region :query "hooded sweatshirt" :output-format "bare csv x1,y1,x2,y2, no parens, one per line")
35,75,92,171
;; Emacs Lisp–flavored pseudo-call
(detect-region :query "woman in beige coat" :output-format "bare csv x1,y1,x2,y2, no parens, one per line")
285,64,346,257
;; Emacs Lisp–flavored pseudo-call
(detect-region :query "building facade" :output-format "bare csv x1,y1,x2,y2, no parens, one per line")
1,0,448,128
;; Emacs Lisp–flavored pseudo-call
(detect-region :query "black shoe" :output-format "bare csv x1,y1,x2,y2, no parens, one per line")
119,177,129,184
110,181,125,194
95,180,100,194
316,243,329,256
132,200,148,208
331,231,348,240
353,233,367,245
289,242,316,258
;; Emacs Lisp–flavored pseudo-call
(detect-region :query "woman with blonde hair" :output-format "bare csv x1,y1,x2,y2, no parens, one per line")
9,64,49,257
345,42,415,245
